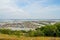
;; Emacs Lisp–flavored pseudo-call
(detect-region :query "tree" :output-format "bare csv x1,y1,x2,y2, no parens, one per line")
54,22,60,37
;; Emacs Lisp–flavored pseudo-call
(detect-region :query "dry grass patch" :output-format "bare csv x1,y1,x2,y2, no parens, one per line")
0,34,60,40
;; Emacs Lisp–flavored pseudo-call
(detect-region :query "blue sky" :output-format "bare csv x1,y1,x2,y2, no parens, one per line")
0,0,60,19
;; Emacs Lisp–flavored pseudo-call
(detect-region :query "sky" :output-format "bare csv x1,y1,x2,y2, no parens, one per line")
0,0,60,19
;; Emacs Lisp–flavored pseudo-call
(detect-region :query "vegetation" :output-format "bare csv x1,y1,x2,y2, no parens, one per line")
26,22,60,37
0,22,60,37
0,34,60,40
0,29,23,37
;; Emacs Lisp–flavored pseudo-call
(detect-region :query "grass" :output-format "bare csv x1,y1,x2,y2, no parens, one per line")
0,34,60,40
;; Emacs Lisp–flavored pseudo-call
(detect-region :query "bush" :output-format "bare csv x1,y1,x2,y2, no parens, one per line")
35,22,60,37
54,22,60,37
0,22,60,37
26,29,44,37
0,29,22,37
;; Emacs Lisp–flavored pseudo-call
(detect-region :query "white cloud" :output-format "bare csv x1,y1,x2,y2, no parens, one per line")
23,1,60,19
0,0,60,19
0,0,31,19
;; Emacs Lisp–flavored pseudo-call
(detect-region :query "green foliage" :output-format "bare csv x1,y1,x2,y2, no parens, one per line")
42,25,57,36
35,22,60,37
54,22,60,37
0,22,60,37
34,30,44,36
25,30,36,37
0,29,22,37
26,29,44,37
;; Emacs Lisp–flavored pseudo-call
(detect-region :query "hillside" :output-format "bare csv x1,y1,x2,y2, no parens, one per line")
0,21,56,28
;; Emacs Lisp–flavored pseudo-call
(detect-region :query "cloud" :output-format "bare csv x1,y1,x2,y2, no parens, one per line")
22,0,60,19
0,0,31,19
0,0,60,19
